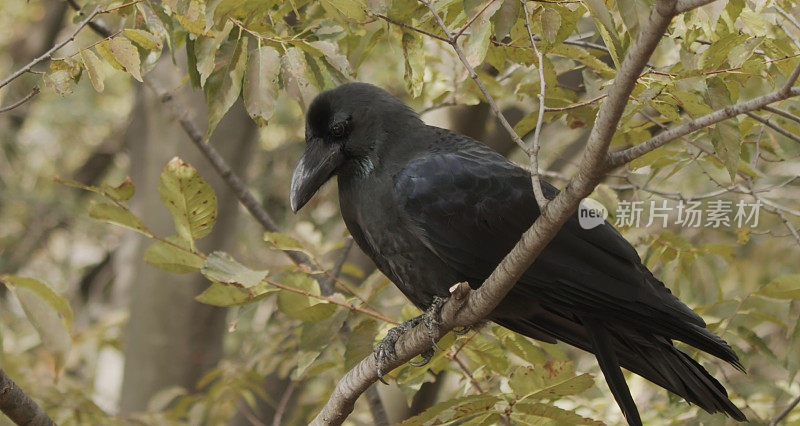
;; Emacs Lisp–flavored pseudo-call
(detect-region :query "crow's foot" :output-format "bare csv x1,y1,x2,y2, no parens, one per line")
373,296,448,383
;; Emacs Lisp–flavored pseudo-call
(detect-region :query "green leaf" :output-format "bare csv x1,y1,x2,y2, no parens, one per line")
617,0,652,37
158,157,218,244
463,2,500,67
123,29,163,50
276,273,336,321
344,319,377,370
43,69,72,96
710,120,741,181
281,46,316,109
206,36,248,137
758,274,800,300
201,251,268,288
109,36,143,81
540,7,560,44
263,232,312,255
492,326,546,365
523,373,594,400
195,281,276,307
1,276,73,373
550,44,616,79
185,36,201,88
243,45,280,126
143,237,205,273
80,49,104,92
308,40,352,81
322,0,367,21
101,177,135,202
491,0,520,39
511,402,602,424
89,201,151,236
583,0,622,68
401,31,424,98
402,394,500,425
95,40,125,71
197,21,233,87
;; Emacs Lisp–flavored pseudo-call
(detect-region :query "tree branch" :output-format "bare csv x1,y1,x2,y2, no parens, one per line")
0,369,55,426
607,84,800,168
762,105,800,125
521,0,549,209
770,394,800,426
0,86,39,113
311,1,680,424
0,6,100,90
745,111,800,145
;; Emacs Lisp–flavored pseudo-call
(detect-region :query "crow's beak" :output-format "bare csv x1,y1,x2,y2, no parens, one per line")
290,139,344,213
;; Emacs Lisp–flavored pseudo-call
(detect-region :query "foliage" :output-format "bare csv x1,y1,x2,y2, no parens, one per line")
2,0,800,424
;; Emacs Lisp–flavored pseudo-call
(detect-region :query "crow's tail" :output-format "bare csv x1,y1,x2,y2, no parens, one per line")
499,316,747,423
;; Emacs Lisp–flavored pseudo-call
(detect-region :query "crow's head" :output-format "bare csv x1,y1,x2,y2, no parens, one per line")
290,82,421,212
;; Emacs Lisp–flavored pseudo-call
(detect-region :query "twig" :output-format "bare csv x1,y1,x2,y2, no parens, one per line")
0,86,39,113
264,278,397,324
373,14,450,43
675,0,718,13
418,101,457,115
607,63,800,168
453,0,498,41
762,105,800,125
237,399,267,426
745,112,800,145
747,179,800,247
419,0,532,159
522,0,549,209
770,394,800,426
0,369,56,426
0,6,101,90
271,381,296,426
364,387,390,426
545,94,608,112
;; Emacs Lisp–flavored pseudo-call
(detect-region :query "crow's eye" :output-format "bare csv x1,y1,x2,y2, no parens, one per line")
330,122,346,138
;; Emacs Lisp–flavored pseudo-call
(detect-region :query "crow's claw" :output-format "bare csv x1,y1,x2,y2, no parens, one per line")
372,295,449,382
409,348,435,367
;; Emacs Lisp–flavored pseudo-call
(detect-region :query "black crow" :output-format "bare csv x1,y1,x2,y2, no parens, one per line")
290,82,746,424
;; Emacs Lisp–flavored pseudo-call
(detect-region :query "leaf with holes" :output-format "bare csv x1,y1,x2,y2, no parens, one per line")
158,157,217,245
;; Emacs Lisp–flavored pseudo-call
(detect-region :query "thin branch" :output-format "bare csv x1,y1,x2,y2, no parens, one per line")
745,112,800,145
770,394,800,426
0,369,56,426
364,387,390,426
0,86,39,113
747,180,800,247
420,0,532,157
545,93,608,112
453,0,498,41
373,14,450,43
0,6,101,90
311,1,680,424
271,381,296,426
762,105,800,125
521,0,549,209
607,83,800,167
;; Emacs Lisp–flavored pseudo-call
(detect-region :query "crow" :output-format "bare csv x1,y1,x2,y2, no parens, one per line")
290,82,746,425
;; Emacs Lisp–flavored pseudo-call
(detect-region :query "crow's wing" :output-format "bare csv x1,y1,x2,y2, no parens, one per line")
394,138,705,332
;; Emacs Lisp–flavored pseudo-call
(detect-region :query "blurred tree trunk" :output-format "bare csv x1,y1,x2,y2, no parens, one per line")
117,59,257,411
